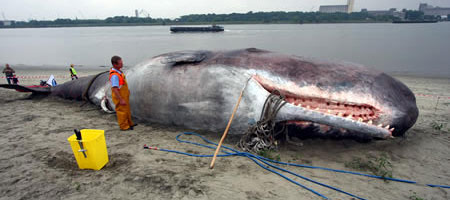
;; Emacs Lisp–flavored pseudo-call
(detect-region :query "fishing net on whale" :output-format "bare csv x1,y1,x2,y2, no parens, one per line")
239,91,287,153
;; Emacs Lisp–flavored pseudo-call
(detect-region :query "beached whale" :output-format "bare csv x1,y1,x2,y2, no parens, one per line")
0,48,418,139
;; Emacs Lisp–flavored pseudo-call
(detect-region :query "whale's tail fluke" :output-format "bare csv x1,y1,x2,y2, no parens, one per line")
0,84,51,94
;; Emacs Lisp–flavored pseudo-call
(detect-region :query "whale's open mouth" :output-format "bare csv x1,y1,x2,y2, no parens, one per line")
253,75,394,137
283,95,380,123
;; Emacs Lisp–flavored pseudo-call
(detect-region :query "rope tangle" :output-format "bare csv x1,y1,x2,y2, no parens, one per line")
239,90,287,153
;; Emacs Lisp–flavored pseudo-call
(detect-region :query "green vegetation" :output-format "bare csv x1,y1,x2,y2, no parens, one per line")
4,9,443,28
74,182,81,191
409,192,425,200
430,121,446,131
345,153,393,180
177,11,397,24
9,16,171,28
1,11,401,28
258,149,281,161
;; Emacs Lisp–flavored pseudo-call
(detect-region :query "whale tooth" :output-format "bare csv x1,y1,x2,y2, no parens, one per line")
327,109,332,114
368,120,373,124
346,115,352,119
297,104,302,107
306,105,310,109
377,124,383,127
315,108,320,111
389,128,395,132
337,112,343,117
385,125,390,129
358,118,363,122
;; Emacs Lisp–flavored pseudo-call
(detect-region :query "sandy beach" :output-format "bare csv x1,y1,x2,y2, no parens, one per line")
0,67,449,200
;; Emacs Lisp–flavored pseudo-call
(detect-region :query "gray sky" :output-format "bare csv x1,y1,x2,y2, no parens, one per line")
2,0,450,21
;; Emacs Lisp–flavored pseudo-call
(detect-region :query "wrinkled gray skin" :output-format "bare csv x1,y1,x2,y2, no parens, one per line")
50,48,418,139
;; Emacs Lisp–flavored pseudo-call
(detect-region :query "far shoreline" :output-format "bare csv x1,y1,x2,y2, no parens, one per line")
1,20,447,30
0,21,395,29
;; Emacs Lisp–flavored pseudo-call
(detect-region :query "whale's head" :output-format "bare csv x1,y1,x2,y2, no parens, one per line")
203,49,419,139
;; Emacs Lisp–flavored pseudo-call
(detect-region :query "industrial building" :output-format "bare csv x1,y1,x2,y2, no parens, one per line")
361,8,404,18
419,3,450,16
319,0,354,13
0,20,14,26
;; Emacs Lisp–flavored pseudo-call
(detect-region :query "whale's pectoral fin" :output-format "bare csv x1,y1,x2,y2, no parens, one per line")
0,84,51,94
101,97,115,114
161,50,208,66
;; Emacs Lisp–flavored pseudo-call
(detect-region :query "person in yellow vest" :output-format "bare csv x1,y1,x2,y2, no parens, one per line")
70,64,78,80
109,56,137,131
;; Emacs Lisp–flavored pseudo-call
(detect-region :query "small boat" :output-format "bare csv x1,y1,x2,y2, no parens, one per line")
393,20,438,24
170,25,224,33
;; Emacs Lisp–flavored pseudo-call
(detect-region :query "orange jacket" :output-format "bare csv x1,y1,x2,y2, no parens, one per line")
109,68,125,86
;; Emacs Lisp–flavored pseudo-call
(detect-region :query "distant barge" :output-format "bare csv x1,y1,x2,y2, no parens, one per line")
170,25,224,33
393,20,438,24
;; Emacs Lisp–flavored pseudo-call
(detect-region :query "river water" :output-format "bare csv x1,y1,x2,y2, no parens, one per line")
0,23,449,77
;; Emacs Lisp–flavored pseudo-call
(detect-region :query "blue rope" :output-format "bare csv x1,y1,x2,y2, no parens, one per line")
143,132,450,199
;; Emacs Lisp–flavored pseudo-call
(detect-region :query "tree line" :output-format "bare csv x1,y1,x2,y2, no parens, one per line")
1,10,445,28
176,11,398,24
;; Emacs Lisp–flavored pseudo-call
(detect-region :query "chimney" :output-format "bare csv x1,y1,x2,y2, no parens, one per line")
347,0,355,13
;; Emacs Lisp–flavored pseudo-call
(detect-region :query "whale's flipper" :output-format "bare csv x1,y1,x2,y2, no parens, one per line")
0,84,51,94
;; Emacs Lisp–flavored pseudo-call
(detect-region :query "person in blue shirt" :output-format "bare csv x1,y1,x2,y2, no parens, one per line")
109,56,136,131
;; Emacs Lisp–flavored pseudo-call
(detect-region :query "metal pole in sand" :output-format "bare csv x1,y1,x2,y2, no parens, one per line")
210,77,252,169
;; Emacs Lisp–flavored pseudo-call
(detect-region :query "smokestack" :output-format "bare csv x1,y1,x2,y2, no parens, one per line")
135,9,139,18
347,0,355,13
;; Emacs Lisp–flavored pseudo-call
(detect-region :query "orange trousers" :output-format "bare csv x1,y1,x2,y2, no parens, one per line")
112,82,134,130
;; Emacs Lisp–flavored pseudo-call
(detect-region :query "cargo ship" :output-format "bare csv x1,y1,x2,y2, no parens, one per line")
170,25,224,32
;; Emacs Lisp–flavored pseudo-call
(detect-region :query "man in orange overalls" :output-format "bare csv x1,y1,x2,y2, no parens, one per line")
109,56,136,131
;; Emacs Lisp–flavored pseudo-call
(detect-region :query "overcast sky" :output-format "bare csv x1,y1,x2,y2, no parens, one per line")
2,0,450,21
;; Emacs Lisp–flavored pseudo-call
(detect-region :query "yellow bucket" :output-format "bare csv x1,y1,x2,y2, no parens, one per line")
67,129,109,170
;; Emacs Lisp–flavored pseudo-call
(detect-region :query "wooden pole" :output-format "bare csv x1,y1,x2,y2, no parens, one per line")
210,77,251,169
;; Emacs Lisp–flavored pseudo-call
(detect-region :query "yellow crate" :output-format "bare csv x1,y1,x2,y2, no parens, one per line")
68,129,109,170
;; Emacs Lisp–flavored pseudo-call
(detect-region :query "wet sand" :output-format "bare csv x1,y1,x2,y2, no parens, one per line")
0,67,449,200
